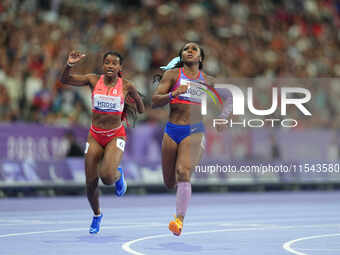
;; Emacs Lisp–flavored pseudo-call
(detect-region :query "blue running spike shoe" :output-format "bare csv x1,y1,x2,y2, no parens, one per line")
89,214,103,234
115,167,127,197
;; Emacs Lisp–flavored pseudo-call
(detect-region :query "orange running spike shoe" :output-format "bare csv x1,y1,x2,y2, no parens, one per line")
168,215,183,236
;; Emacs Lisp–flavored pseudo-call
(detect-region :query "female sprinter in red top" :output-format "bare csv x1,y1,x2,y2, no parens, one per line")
152,42,215,236
60,51,144,234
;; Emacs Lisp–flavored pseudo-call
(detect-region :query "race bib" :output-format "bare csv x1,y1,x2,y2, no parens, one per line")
178,79,206,102
93,94,122,112
84,142,89,154
116,138,125,151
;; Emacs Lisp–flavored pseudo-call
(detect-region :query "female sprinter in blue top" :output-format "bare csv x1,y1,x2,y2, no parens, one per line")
152,42,216,236
60,51,145,234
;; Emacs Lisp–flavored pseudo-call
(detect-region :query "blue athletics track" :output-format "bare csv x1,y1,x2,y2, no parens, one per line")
0,191,339,255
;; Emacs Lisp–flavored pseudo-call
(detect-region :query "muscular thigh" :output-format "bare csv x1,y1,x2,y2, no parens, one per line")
161,133,178,188
85,133,105,183
176,133,204,177
100,136,125,177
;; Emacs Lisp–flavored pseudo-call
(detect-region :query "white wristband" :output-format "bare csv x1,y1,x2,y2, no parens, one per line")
67,62,74,67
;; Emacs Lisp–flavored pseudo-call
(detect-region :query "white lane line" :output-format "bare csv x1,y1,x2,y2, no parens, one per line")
122,227,269,255
283,233,340,255
123,224,340,255
298,249,340,251
0,224,164,238
0,221,164,226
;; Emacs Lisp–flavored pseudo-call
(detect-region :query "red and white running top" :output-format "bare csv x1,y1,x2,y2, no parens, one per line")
91,75,124,115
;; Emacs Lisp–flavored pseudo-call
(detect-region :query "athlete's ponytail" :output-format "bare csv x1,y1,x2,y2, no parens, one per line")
152,56,183,88
121,91,144,127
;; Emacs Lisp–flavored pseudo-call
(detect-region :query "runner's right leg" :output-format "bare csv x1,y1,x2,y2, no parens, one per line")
85,134,104,234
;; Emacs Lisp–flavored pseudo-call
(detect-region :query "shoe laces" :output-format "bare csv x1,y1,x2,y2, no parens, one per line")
91,215,101,227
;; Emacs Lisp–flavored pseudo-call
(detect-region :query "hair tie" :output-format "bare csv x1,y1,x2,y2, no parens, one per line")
160,56,181,71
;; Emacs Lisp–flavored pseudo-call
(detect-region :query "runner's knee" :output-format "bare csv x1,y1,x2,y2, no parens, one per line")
176,165,191,182
100,165,120,185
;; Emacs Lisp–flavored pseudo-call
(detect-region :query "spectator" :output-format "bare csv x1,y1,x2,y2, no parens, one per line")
0,0,339,128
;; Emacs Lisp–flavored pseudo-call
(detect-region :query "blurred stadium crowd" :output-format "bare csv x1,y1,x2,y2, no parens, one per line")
0,0,340,128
